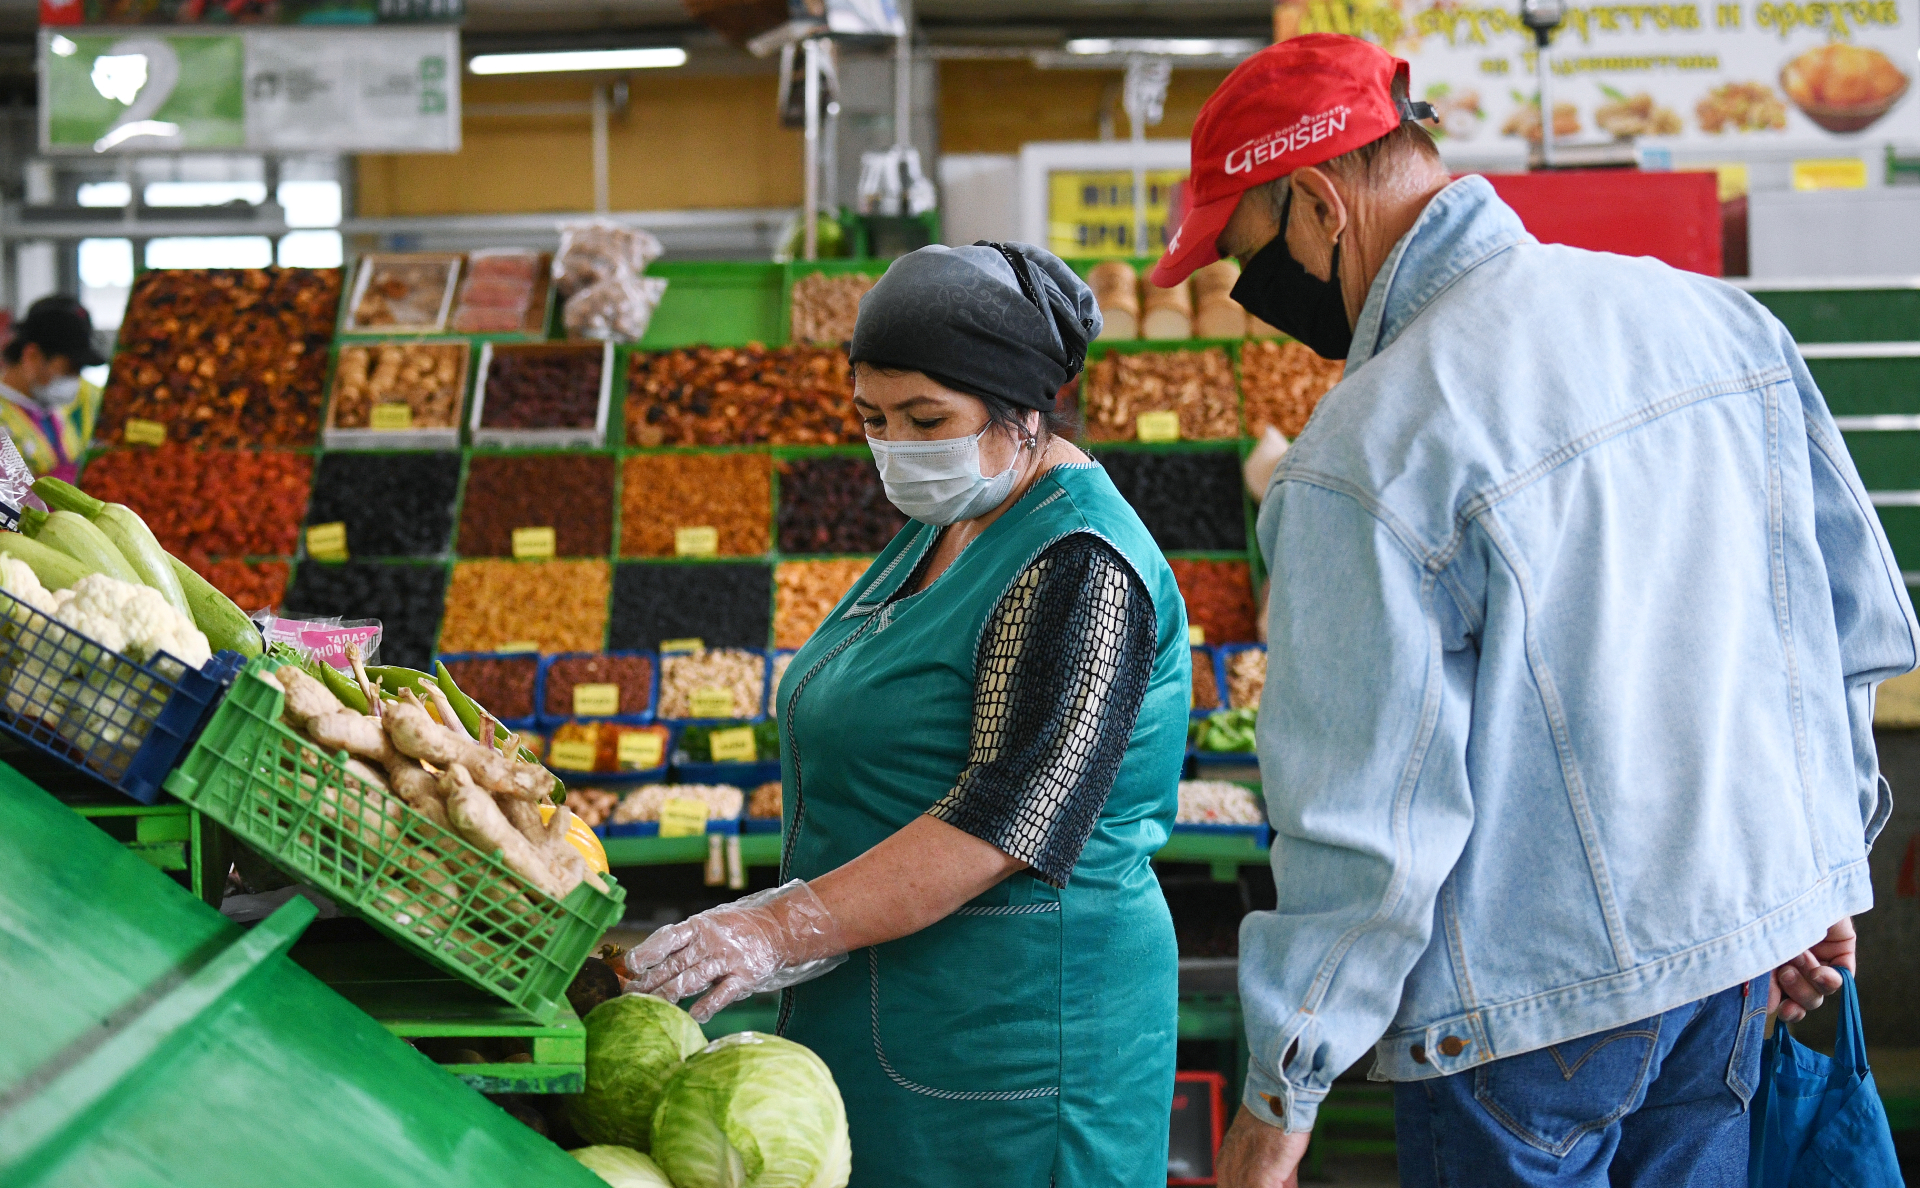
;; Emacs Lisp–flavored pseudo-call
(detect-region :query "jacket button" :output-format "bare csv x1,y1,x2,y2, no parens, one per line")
1264,1094,1284,1115
1410,1044,1428,1064
1438,1036,1468,1058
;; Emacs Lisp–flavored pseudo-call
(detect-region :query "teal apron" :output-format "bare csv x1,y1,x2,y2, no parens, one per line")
776,463,1189,1188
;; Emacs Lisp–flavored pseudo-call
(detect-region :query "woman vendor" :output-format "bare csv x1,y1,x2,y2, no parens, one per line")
626,243,1191,1186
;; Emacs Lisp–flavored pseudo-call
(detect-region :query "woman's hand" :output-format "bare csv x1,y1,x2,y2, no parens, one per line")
623,880,847,1022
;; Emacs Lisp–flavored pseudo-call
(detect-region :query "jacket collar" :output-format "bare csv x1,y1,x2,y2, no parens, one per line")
1346,174,1534,370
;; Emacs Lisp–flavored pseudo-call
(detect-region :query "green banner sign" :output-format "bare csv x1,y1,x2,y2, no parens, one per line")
43,32,245,152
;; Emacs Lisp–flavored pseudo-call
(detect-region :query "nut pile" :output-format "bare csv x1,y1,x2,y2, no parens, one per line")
282,561,448,671
480,347,604,430
1192,647,1221,711
619,452,772,557
190,559,289,614
81,446,313,559
1171,559,1260,644
658,648,766,719
777,456,905,555
1240,341,1344,439
1083,348,1239,441
350,257,456,330
561,787,620,828
439,559,610,654
748,781,782,819
610,562,772,651
550,722,670,774
103,268,341,447
612,783,745,824
1176,780,1265,825
544,653,654,719
457,453,614,557
1099,451,1246,552
626,346,857,446
774,559,871,649
442,655,541,721
1226,646,1266,710
789,271,876,345
305,452,461,557
328,342,467,429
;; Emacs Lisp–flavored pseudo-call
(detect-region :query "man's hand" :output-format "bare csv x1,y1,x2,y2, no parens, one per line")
1769,916,1856,1024
1216,1105,1312,1188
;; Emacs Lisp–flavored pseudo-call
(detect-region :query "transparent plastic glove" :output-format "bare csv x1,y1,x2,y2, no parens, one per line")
622,879,847,1022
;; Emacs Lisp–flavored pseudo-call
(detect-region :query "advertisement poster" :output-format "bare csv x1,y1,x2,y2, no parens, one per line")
42,32,246,152
1275,0,1920,152
1048,169,1187,258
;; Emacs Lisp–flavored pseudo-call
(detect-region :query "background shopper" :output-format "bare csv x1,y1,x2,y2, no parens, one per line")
0,296,105,482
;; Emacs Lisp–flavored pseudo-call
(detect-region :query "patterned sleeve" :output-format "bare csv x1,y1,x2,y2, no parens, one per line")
925,531,1158,887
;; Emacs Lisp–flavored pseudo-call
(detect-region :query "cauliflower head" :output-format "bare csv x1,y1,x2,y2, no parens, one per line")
53,573,212,669
0,554,57,616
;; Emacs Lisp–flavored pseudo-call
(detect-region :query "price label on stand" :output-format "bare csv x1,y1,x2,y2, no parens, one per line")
370,403,413,430
690,686,735,718
123,418,167,446
660,797,710,838
550,740,596,772
1188,626,1205,645
306,522,348,562
709,726,757,762
497,640,539,654
573,683,620,716
512,527,556,560
660,638,704,655
675,526,719,557
617,730,664,770
1136,411,1181,443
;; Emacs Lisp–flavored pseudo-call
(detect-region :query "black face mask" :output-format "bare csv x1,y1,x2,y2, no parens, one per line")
1228,183,1353,361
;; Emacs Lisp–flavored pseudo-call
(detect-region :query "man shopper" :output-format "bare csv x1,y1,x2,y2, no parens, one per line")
0,296,106,481
1149,34,1918,1187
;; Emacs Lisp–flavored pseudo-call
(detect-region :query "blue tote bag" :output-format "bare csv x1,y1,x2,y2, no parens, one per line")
1748,968,1904,1187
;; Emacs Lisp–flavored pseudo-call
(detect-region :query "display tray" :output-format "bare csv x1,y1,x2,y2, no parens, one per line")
1215,643,1265,712
742,816,782,834
343,252,463,336
536,649,659,727
469,340,614,449
671,755,780,788
545,721,673,783
321,338,472,451
450,250,555,340
434,650,543,734
599,816,741,838
654,647,773,722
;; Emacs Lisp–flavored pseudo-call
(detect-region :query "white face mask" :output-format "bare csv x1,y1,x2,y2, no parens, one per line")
867,428,1023,526
31,375,80,409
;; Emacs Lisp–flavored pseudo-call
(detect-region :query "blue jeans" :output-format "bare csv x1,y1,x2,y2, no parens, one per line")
1394,974,1770,1187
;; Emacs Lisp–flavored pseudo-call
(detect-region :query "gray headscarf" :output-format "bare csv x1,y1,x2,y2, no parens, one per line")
848,241,1103,412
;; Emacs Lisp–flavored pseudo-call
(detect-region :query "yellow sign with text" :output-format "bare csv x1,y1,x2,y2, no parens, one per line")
1137,410,1182,442
690,686,735,718
512,527,556,560
306,522,348,561
1792,158,1868,191
659,797,711,838
123,418,167,446
617,730,665,770
675,526,719,557
549,740,597,772
573,683,620,716
370,403,413,430
709,726,758,762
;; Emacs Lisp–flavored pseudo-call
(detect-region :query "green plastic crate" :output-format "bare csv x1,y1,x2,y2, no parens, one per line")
164,656,623,1024
637,262,786,349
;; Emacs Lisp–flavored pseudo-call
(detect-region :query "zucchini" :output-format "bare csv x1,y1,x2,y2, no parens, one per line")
167,557,263,658
0,530,90,591
27,509,142,587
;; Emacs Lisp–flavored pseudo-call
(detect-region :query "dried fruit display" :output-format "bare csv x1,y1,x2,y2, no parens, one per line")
1240,341,1344,439
305,452,461,557
439,559,610,655
102,268,341,447
776,456,905,555
1170,558,1260,644
748,781,781,819
190,559,289,615
563,787,620,828
612,783,744,824
347,254,459,332
451,249,548,335
457,453,614,558
1192,647,1221,711
550,722,671,775
626,346,857,446
609,563,772,652
658,648,766,719
282,561,448,671
1083,348,1239,441
479,345,604,430
619,452,771,557
79,445,312,559
544,653,654,719
1099,450,1246,552
1226,646,1266,710
327,342,468,429
442,655,541,721
789,270,875,345
774,559,871,649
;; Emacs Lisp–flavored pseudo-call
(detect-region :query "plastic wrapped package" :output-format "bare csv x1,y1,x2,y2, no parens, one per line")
564,275,668,343
554,221,663,295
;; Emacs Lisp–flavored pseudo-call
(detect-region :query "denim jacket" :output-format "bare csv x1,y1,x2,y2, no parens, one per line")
1242,175,1918,1132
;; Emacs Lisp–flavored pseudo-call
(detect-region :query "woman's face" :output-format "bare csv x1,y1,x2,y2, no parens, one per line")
854,367,1033,478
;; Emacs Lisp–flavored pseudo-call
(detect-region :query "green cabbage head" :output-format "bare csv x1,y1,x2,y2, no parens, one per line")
650,1032,851,1188
571,1145,674,1187
567,994,707,1149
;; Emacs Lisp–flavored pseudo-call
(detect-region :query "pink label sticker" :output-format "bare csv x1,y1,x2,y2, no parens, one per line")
299,625,383,672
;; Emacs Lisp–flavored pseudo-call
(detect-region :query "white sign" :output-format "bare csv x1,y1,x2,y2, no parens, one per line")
245,29,460,153
1276,0,1920,151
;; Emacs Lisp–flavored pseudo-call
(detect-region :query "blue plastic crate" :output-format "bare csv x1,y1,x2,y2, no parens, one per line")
656,647,772,723
535,650,659,728
674,756,781,788
598,816,741,838
742,816,782,834
0,589,246,804
435,651,542,734
1215,643,1266,711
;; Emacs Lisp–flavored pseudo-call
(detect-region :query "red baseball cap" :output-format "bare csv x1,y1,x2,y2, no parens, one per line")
1151,34,1412,288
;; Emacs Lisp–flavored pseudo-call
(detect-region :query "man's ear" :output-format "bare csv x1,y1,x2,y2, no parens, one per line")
1289,167,1349,246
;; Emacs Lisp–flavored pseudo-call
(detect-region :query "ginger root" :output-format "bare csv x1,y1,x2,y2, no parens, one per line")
388,692,554,801
442,764,580,901
276,667,346,728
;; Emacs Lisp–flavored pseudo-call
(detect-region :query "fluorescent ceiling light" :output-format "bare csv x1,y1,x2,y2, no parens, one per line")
1064,38,1263,56
468,47,686,74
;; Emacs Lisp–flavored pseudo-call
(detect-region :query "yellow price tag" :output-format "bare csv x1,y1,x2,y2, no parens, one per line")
573,683,620,716
675,526,719,557
1792,158,1868,192
1189,626,1206,645
617,730,665,770
1136,410,1181,442
690,686,735,718
369,402,413,430
660,638,704,655
709,726,758,762
306,522,348,561
659,797,711,838
550,740,597,772
497,640,539,654
512,526,556,560
123,418,167,446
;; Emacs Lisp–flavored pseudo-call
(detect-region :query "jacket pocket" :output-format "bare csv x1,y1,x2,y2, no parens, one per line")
1471,1018,1662,1156
869,903,1062,1100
